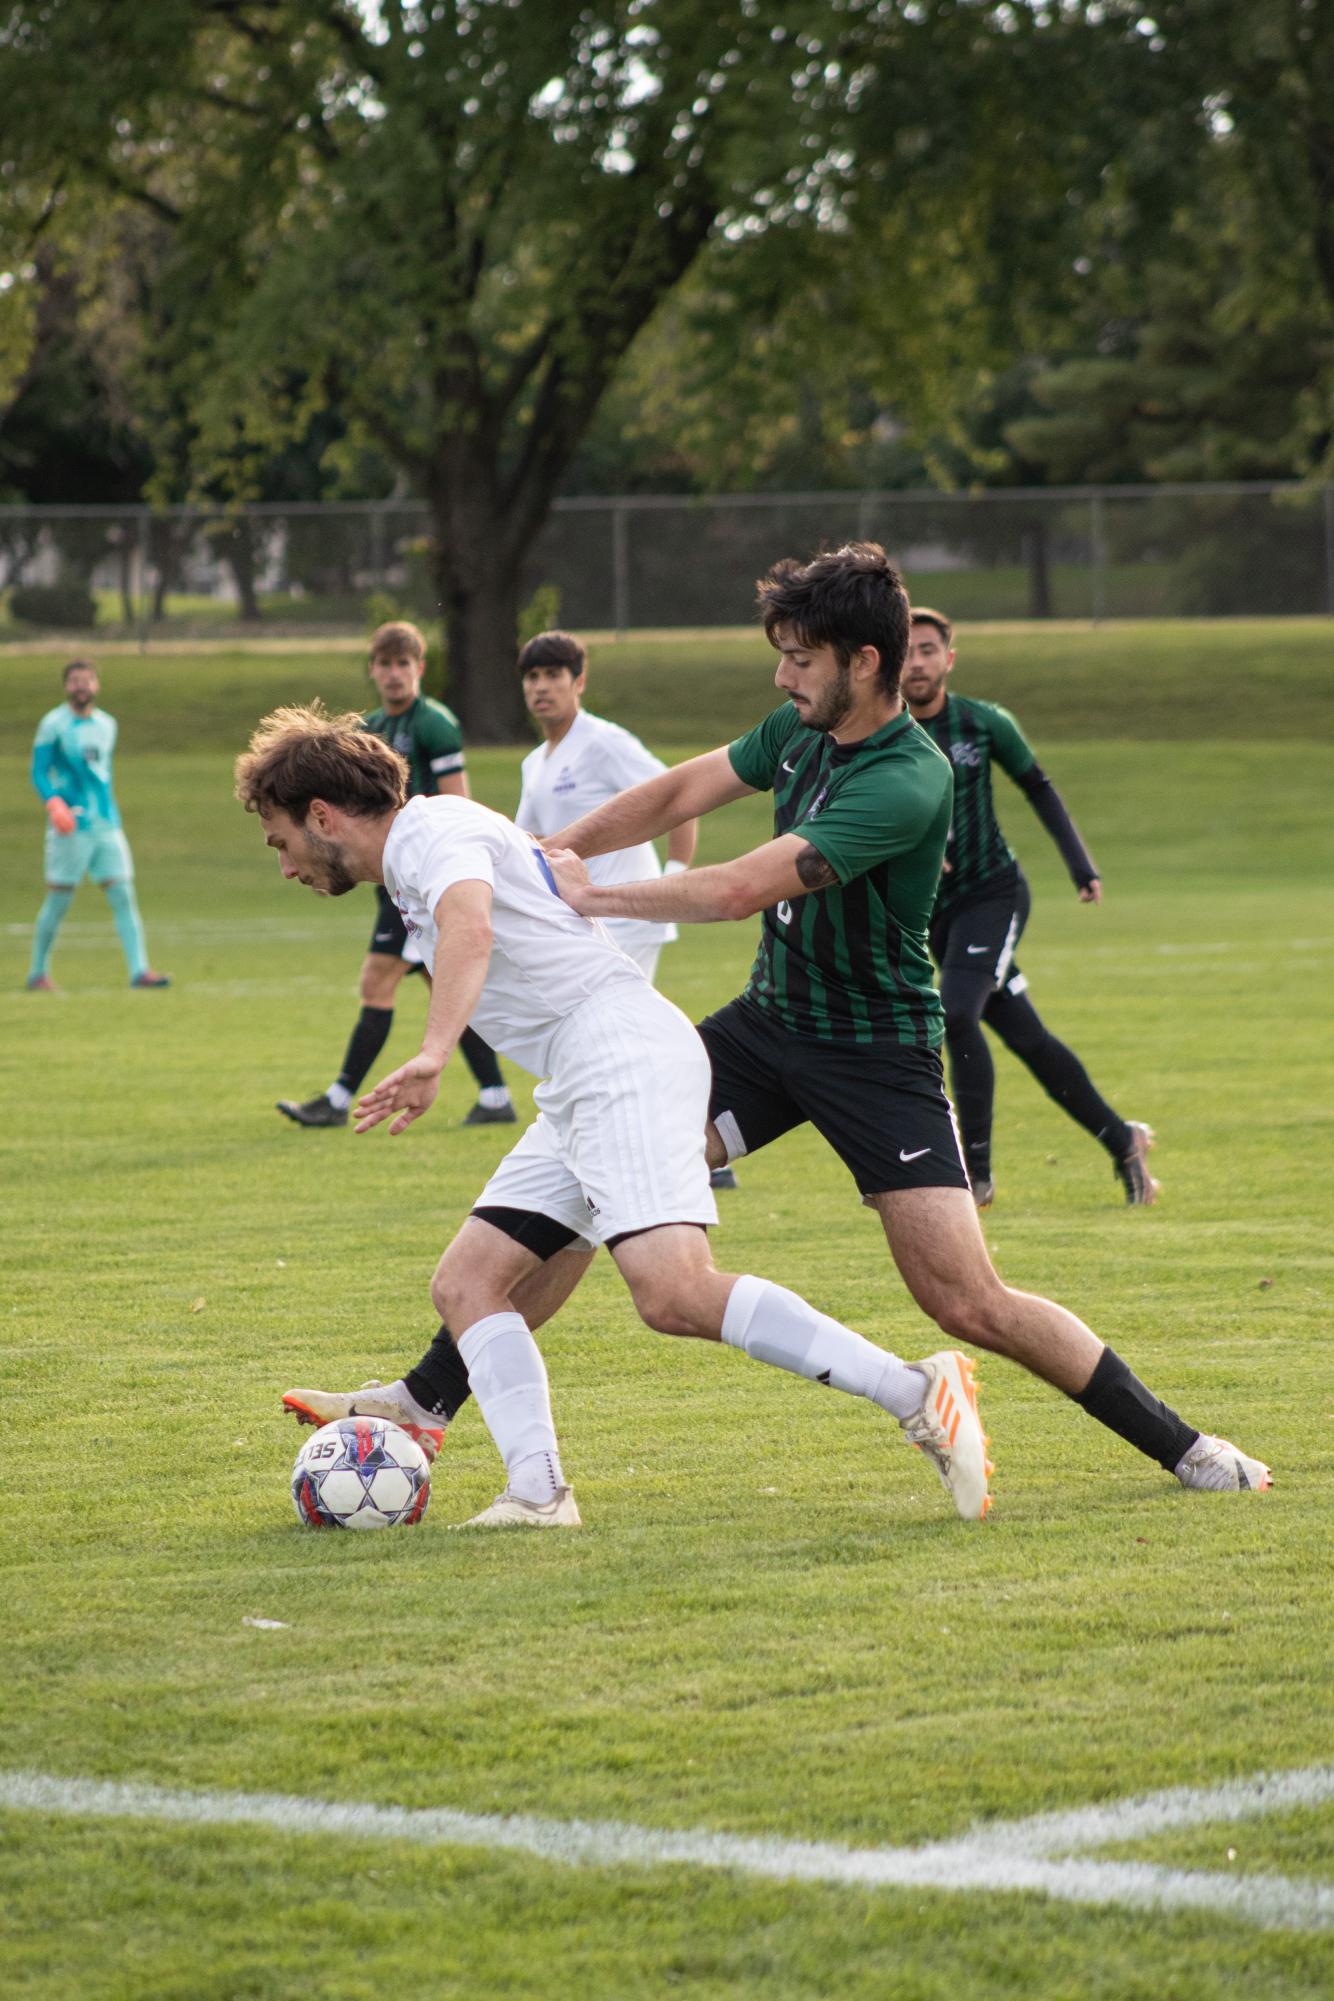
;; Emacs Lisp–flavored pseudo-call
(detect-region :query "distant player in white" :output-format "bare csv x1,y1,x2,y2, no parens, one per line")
514,629,695,983
236,704,993,1529
514,629,736,1192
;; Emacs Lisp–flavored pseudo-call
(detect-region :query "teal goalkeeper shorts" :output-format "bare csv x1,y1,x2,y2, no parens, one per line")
44,820,135,887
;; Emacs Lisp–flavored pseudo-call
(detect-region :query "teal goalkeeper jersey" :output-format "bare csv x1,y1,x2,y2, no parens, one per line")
31,704,121,828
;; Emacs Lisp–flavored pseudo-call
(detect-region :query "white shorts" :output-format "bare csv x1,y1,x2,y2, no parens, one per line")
473,984,717,1248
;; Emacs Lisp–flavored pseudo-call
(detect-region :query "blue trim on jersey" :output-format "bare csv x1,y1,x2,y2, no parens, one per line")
531,849,561,898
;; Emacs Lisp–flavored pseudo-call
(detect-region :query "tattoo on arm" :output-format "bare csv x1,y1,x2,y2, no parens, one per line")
795,844,839,891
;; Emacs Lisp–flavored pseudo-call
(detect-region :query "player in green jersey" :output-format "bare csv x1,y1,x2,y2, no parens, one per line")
275,621,513,1129
543,544,1269,1500
26,659,170,992
904,607,1156,1210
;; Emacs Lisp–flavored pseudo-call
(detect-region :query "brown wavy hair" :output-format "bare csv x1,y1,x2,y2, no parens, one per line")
235,702,407,822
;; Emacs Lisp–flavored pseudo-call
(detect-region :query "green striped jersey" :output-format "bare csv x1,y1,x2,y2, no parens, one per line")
914,695,1036,912
727,703,952,1047
363,696,465,800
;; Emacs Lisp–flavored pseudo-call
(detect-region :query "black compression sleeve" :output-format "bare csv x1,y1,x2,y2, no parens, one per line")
1016,763,1098,889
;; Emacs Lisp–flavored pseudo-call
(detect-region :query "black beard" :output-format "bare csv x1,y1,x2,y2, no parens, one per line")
804,665,853,734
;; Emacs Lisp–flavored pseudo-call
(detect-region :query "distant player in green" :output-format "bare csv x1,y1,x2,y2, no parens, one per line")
276,620,514,1128
544,544,1268,1499
903,608,1156,1209
26,658,170,991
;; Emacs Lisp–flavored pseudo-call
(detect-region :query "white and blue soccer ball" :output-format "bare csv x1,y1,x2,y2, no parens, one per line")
291,1417,431,1530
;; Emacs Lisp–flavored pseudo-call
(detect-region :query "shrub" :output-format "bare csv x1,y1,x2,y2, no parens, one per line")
9,582,98,628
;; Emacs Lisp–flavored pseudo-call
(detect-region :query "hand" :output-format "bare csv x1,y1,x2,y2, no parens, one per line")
543,846,595,913
1079,879,1103,904
46,797,76,836
354,1054,442,1135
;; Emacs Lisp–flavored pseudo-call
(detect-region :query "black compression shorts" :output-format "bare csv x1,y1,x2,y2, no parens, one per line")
696,995,968,1198
367,884,423,967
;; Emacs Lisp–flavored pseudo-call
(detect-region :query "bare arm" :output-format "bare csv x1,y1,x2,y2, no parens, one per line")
546,832,835,925
354,879,493,1134
551,747,753,859
666,817,699,869
436,772,469,799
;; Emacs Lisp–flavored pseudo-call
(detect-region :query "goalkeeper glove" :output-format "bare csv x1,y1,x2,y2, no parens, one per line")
46,797,77,836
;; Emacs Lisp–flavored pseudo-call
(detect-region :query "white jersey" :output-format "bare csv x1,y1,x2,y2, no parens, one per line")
515,709,677,953
381,794,644,1077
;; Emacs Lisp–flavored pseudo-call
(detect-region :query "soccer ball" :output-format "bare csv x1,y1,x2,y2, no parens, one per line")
291,1416,431,1530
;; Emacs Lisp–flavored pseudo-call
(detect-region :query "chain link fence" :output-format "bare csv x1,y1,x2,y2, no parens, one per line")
1,483,1331,637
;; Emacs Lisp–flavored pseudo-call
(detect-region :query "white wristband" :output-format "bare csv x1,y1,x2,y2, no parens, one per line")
663,859,688,876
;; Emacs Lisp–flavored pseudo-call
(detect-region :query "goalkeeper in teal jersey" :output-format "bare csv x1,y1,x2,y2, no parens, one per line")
903,609,1154,1209
26,659,169,991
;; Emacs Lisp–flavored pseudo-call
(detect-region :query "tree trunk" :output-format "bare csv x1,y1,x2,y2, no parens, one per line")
1023,521,1053,618
427,488,529,742
216,519,262,621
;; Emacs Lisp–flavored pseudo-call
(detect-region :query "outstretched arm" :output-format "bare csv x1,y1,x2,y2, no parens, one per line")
1015,764,1101,901
547,832,832,925
551,747,753,859
354,879,494,1134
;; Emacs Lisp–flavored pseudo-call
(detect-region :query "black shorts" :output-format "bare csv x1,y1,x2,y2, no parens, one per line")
696,995,968,1198
929,875,1031,994
368,885,422,968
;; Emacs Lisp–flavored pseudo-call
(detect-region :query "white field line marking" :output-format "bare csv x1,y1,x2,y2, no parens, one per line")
2,1766,1332,1931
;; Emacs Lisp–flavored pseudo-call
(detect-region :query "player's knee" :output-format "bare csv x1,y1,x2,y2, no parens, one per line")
924,1280,1006,1349
430,1257,463,1325
941,990,985,1041
628,1277,699,1338
359,965,400,1007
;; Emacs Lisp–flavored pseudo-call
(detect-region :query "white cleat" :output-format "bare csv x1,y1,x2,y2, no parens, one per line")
901,1350,993,1521
457,1485,582,1529
281,1380,445,1462
1174,1434,1272,1493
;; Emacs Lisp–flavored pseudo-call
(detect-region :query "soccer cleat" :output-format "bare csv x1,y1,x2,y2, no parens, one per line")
1115,1122,1159,1206
901,1350,993,1521
131,970,171,988
25,973,58,992
1174,1434,1272,1493
281,1380,445,1462
461,1099,518,1125
709,1166,739,1191
456,1486,582,1529
971,1177,995,1211
276,1093,348,1128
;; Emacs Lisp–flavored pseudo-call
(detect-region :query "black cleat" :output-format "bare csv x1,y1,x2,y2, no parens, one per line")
461,1099,518,1126
276,1093,348,1128
709,1166,739,1191
1115,1122,1159,1206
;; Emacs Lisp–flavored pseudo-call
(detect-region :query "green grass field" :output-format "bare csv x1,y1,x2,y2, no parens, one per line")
3,625,1332,1997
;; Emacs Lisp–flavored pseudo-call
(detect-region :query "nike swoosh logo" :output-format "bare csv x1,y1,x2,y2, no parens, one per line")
965,945,990,954
899,1147,930,1163
781,760,797,773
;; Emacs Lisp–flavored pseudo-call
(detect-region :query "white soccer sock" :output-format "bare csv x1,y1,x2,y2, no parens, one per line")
457,1311,565,1504
721,1275,928,1420
478,1086,511,1110
325,1081,353,1111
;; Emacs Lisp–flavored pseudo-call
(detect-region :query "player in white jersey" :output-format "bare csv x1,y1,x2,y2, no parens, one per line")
26,659,170,991
515,629,695,982
514,629,735,1192
236,704,994,1529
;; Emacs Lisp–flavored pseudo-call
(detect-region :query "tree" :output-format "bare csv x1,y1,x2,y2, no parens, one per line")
4,0,860,731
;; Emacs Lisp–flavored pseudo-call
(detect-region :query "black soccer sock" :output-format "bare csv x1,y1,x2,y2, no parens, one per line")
459,1025,505,1093
943,1018,995,1176
336,1006,395,1095
405,1325,473,1422
986,991,1131,1158
1072,1345,1199,1471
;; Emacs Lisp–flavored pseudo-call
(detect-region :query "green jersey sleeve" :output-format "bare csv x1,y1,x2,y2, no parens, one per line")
415,699,466,781
727,706,804,791
984,703,1037,781
801,752,952,885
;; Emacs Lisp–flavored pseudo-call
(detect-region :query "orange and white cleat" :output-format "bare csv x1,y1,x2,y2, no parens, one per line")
1174,1434,1272,1493
901,1349,993,1521
282,1379,445,1462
